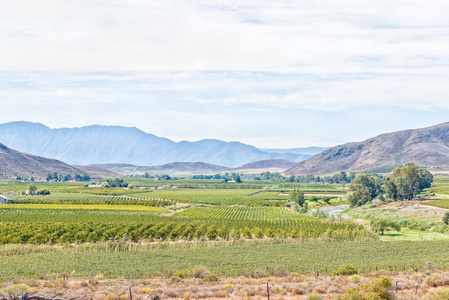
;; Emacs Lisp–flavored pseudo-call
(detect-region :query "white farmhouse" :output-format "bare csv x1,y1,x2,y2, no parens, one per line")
0,195,9,204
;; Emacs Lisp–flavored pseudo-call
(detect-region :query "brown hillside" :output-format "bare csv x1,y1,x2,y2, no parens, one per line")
286,122,449,175
0,143,88,180
73,165,119,178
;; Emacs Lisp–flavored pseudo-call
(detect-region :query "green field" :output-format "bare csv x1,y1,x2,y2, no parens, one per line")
424,199,449,209
3,177,446,281
1,240,449,280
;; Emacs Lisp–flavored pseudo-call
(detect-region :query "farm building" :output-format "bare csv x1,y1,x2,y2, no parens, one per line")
0,195,9,204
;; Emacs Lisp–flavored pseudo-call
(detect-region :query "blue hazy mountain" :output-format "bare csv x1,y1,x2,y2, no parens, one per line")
261,147,328,156
0,122,321,167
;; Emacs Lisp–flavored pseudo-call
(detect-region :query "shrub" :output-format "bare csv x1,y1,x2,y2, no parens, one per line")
273,265,290,277
186,265,209,279
139,288,153,294
443,212,449,225
348,274,361,283
157,269,175,279
433,289,449,300
203,273,219,282
292,287,306,295
308,293,323,300
361,276,394,300
248,269,270,278
2,284,31,294
335,288,363,300
333,264,358,276
173,270,186,279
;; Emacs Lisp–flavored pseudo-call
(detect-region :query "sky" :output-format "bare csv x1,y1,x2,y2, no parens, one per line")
1,0,449,148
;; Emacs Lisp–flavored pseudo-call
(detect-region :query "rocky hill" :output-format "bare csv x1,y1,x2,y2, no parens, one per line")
0,143,89,180
0,122,315,167
286,122,449,175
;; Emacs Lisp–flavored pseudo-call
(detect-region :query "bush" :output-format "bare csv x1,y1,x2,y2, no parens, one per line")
273,265,290,277
186,265,209,279
173,270,186,279
443,212,449,225
2,284,31,294
348,274,361,283
335,288,363,300
333,264,358,276
361,276,394,300
433,289,449,300
248,269,270,278
157,269,175,279
203,273,219,282
308,293,323,300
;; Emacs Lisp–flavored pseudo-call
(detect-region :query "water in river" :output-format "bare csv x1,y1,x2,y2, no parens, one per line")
312,205,349,218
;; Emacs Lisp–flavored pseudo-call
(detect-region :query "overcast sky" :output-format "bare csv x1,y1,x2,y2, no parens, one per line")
1,0,449,148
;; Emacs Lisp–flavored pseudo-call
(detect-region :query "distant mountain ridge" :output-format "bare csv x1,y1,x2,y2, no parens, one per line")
156,162,230,173
261,147,327,156
237,159,296,170
0,122,318,167
92,159,296,175
287,122,449,175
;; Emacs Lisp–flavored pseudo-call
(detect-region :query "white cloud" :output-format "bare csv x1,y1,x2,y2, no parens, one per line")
1,1,449,147
1,0,449,74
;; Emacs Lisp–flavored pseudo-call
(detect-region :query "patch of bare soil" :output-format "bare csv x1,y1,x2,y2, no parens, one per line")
389,201,447,218
3,269,449,300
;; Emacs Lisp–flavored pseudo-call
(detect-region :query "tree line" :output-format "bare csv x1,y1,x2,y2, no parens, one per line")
348,163,433,207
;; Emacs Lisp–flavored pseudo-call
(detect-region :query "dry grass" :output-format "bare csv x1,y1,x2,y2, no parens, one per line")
3,270,449,299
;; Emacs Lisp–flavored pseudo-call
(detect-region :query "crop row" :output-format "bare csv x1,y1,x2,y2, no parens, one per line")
0,221,374,245
9,196,173,207
423,199,449,209
176,206,307,222
2,240,449,279
0,204,167,213
136,189,288,206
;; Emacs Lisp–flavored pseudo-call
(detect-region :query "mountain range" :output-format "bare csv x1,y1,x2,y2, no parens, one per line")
93,159,297,175
0,122,325,167
287,122,449,175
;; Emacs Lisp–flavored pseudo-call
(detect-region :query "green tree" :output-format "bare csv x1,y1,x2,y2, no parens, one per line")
443,212,449,225
370,219,400,235
384,177,398,200
348,174,383,207
233,174,242,183
28,184,37,195
386,163,433,201
289,189,305,207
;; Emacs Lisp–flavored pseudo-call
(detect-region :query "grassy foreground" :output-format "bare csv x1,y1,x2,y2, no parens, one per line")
2,240,449,280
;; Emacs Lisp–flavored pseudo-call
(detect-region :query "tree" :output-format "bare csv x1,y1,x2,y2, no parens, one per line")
234,174,242,183
370,219,400,235
37,189,50,195
386,163,433,201
28,184,37,195
443,212,449,225
385,177,398,200
289,189,305,207
348,174,383,207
